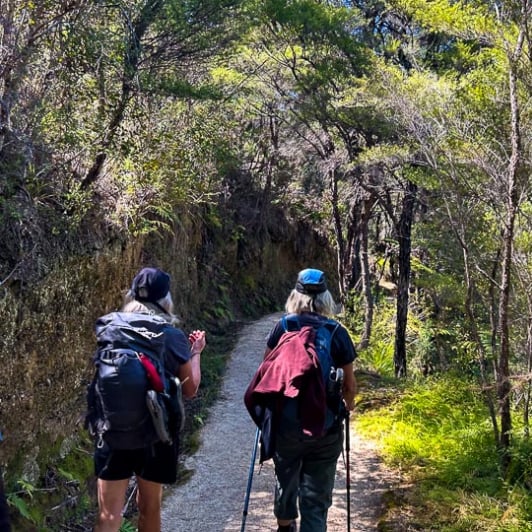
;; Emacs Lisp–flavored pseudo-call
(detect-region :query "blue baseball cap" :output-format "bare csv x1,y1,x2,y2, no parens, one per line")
295,268,327,295
131,267,170,302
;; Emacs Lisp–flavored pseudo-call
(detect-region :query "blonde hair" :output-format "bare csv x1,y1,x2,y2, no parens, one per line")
285,289,339,317
122,290,180,325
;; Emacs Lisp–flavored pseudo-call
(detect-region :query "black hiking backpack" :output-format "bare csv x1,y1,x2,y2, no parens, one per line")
85,311,179,450
279,314,344,435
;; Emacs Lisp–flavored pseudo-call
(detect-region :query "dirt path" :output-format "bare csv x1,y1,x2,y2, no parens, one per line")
161,313,394,531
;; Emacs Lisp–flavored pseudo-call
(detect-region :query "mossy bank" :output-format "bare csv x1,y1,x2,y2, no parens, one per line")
0,197,334,529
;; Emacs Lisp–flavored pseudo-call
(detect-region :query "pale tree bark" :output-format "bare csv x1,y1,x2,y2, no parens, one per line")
524,316,532,439
331,171,376,350
496,12,527,470
357,195,375,349
344,197,362,294
513,240,532,440
0,0,16,155
330,165,348,297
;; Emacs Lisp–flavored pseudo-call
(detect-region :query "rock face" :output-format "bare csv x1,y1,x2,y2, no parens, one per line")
0,209,333,483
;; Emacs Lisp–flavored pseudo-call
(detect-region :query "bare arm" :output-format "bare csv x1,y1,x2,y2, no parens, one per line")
178,330,205,398
341,362,356,411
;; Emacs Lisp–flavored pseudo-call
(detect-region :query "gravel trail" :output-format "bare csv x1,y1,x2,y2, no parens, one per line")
161,313,394,531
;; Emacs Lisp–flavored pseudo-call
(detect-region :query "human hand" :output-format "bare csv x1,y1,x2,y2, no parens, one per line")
345,400,355,412
343,391,356,412
188,330,206,354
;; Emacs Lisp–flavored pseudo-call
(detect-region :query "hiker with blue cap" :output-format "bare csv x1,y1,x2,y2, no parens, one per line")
92,267,205,532
245,268,357,532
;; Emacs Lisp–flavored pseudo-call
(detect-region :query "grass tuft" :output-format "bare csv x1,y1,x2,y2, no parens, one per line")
356,374,532,530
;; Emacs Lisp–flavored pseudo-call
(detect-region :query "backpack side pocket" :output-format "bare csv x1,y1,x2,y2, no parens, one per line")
146,390,172,445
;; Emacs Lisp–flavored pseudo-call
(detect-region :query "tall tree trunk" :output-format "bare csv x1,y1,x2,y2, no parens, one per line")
256,107,279,238
330,167,347,298
344,198,362,294
359,197,374,349
524,316,532,439
496,22,525,470
498,211,515,471
0,2,15,157
394,180,417,377
442,194,501,444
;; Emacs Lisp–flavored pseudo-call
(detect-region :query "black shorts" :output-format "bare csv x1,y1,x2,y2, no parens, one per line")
94,440,179,484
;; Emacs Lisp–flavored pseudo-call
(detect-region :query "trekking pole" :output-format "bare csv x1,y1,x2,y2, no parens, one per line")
345,409,351,532
241,427,260,532
332,368,351,532
122,481,137,517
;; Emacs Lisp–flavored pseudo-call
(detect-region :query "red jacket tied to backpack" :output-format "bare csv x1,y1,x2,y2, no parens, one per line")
244,326,327,440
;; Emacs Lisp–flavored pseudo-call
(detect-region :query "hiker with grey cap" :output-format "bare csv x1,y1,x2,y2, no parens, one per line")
245,268,356,532
92,267,205,532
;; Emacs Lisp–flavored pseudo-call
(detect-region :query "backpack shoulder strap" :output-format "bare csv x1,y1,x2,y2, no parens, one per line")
314,318,339,337
281,314,301,332
315,319,340,373
325,319,340,341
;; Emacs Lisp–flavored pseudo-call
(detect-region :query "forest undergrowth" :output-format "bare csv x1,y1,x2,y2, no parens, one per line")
355,374,532,531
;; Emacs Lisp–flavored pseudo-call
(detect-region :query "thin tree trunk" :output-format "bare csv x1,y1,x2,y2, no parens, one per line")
256,108,278,236
394,180,417,378
498,212,515,470
330,167,346,298
0,2,15,156
497,18,525,472
524,317,532,439
463,247,500,444
442,193,501,444
344,198,362,294
359,197,374,349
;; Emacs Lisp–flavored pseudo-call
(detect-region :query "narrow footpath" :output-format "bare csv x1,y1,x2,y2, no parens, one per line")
160,313,394,531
